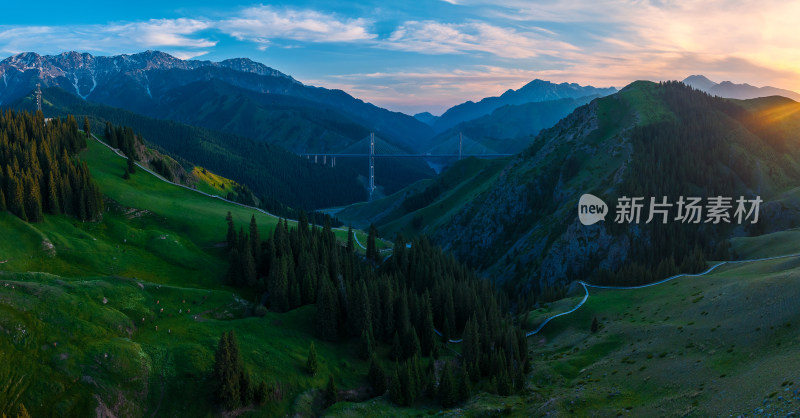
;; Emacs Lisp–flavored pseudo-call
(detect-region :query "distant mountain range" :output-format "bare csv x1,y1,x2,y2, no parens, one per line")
0,51,434,153
424,95,599,155
428,79,617,133
683,75,800,101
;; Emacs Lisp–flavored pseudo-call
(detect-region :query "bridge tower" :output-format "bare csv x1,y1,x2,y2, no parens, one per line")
369,132,375,200
35,83,42,112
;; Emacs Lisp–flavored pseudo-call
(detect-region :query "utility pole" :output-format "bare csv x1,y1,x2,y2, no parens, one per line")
369,132,375,201
35,83,42,112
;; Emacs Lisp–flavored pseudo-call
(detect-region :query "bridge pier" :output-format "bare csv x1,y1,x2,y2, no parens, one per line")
314,155,318,163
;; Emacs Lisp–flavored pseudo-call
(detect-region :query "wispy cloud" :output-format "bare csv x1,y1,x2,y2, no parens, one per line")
217,6,376,49
0,19,214,58
384,20,575,59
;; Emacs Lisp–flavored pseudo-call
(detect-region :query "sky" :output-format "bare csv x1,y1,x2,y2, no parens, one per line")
1,1,799,115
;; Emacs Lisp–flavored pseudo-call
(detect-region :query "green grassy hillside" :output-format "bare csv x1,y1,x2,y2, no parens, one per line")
0,135,389,416
522,250,800,416
336,157,509,239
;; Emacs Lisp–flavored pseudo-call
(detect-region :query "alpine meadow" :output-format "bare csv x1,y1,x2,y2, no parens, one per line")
2,1,800,417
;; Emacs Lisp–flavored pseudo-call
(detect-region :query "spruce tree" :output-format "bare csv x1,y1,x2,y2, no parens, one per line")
366,224,379,262
358,328,374,360
390,332,402,361
591,316,599,333
315,279,339,341
324,375,338,407
367,354,386,395
346,226,355,253
438,362,456,408
212,331,242,410
226,212,237,250
306,342,318,376
388,366,404,405
249,215,260,265
83,116,91,138
127,155,136,174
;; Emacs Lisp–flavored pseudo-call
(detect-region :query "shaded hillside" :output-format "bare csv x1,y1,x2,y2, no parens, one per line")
14,87,366,209
433,79,616,133
426,96,598,155
431,81,800,297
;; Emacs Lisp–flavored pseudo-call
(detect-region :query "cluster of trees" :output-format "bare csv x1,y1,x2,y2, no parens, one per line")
211,331,273,410
103,122,138,160
0,110,103,222
59,96,366,208
596,82,748,286
223,213,529,409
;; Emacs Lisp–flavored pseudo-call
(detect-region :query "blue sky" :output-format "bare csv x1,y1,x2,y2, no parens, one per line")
2,1,799,115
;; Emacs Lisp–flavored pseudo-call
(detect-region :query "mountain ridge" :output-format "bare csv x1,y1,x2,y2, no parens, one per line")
0,50,434,153
432,79,617,133
682,74,800,101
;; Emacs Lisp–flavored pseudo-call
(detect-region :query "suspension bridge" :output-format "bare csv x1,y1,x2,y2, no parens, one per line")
298,132,513,200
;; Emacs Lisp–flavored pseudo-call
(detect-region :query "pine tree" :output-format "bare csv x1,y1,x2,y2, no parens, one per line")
226,212,237,250
389,366,404,405
438,362,457,408
46,172,59,214
367,354,386,395
346,226,355,253
212,331,242,410
457,365,471,403
306,342,318,376
390,331,403,361
249,215,260,266
358,327,374,360
127,155,136,174
324,375,338,407
591,316,599,333
315,279,339,341
366,224,379,262
242,242,257,288
83,116,91,138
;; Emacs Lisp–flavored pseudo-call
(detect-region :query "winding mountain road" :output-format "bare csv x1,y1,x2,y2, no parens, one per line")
525,252,800,337
434,252,800,344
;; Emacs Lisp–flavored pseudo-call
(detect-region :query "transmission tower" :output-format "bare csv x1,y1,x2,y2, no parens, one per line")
369,132,375,200
35,83,42,112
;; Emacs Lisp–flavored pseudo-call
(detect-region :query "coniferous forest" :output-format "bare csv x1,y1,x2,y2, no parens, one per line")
0,110,103,222
222,212,529,409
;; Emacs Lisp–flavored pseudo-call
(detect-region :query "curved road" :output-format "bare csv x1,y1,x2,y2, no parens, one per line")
525,252,800,337
436,252,800,344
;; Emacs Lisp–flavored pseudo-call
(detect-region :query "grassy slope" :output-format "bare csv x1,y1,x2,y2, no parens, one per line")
0,137,389,416
190,166,242,198
523,245,800,416
336,157,509,239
